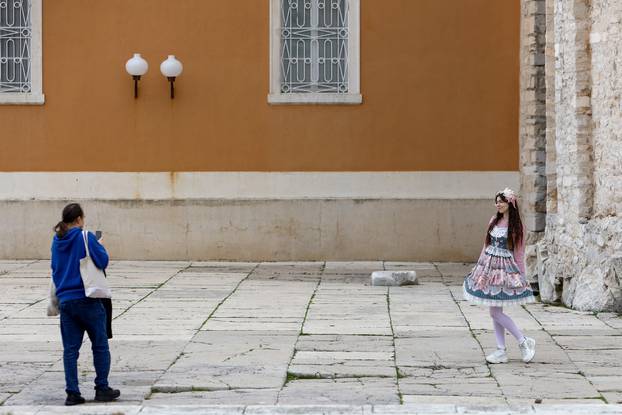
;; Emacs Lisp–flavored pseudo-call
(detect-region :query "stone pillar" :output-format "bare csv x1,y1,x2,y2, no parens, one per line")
519,0,547,283
536,0,560,302
537,0,622,311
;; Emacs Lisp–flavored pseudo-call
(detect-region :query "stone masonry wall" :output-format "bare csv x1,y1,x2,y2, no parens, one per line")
545,0,557,219
591,0,622,218
520,0,547,284
537,0,622,311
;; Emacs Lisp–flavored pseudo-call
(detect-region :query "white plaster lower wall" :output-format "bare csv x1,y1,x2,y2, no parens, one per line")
0,172,518,261
1,198,495,261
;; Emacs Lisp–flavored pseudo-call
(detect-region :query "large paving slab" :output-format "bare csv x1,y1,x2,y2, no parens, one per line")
278,378,400,405
395,331,484,367
154,331,299,391
146,389,281,406
302,284,392,336
288,334,396,379
0,260,621,412
4,370,161,405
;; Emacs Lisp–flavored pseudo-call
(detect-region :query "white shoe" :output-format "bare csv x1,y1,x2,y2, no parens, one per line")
486,348,508,364
519,337,536,363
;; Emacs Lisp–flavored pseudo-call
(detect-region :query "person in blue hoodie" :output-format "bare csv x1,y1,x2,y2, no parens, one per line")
51,203,121,406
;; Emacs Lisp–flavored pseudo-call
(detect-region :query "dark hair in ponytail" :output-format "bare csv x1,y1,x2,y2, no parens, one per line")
54,203,84,238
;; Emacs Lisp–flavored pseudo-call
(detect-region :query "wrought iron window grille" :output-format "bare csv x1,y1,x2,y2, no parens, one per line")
0,0,31,94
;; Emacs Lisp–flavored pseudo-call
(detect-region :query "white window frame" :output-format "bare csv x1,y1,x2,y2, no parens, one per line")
268,0,361,105
0,0,44,105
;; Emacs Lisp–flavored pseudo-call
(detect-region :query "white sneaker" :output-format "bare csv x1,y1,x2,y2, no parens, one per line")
519,337,536,363
486,348,508,364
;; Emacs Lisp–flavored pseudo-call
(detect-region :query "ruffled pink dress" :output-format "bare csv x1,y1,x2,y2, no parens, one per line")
463,217,535,306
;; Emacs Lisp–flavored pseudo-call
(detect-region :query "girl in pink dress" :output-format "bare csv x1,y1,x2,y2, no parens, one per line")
463,188,536,364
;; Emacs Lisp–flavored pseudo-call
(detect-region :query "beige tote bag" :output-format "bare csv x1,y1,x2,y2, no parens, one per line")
80,230,111,298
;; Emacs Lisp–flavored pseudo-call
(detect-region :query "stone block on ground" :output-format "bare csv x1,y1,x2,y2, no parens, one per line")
371,271,418,287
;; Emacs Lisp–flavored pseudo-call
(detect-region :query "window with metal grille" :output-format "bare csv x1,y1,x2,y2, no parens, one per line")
269,0,361,104
0,0,43,104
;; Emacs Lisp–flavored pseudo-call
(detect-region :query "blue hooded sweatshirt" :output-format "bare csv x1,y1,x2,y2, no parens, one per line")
51,227,109,303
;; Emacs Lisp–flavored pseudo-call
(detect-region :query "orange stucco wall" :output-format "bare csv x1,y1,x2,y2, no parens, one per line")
0,0,519,172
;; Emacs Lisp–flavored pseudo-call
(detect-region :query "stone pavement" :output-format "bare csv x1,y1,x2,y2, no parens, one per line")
1,260,622,415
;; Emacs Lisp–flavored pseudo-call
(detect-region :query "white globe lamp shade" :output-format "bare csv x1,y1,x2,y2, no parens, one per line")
125,53,149,76
160,55,183,78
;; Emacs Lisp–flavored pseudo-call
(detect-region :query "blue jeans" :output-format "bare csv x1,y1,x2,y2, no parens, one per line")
59,298,110,395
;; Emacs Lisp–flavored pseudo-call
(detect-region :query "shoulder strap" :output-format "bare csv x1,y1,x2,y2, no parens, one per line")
82,230,91,258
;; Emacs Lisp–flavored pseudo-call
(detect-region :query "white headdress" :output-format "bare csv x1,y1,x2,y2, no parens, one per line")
498,187,517,207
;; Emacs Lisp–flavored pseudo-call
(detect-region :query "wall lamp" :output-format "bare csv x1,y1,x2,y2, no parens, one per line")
160,55,183,99
125,53,149,98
